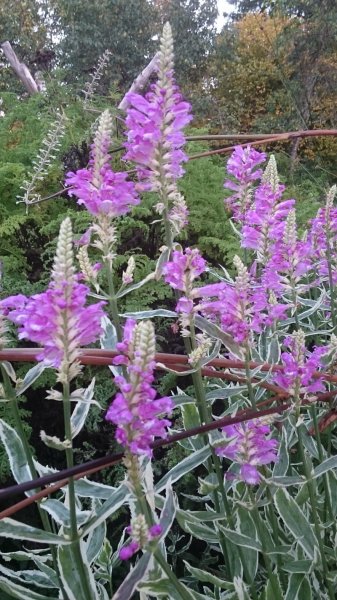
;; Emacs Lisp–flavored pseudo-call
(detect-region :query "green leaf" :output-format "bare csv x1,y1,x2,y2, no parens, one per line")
112,552,152,600
184,561,234,590
313,456,337,479
74,478,118,499
158,482,177,539
70,378,96,439
121,309,177,318
81,484,129,535
0,419,35,496
0,576,52,600
194,315,243,358
0,518,68,544
217,525,262,552
0,562,56,589
178,515,219,544
274,489,319,559
115,271,155,298
58,540,98,600
273,422,290,477
181,404,203,450
237,506,258,581
205,385,247,400
282,560,313,574
41,498,91,528
285,574,312,600
155,446,211,493
15,363,46,396
86,515,106,564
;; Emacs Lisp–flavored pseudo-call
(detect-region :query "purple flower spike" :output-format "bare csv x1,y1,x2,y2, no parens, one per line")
106,319,172,456
66,110,139,218
216,419,278,484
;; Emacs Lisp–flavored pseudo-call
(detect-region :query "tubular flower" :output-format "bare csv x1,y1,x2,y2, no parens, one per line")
215,419,278,484
124,23,192,236
224,146,266,223
1,219,106,380
66,110,139,218
105,319,172,456
274,331,326,396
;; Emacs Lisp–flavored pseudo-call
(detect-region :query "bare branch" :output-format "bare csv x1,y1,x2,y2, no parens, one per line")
1,41,40,94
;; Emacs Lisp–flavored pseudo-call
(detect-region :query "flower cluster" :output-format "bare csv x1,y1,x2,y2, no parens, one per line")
119,515,162,561
274,331,325,396
224,146,266,221
124,25,192,192
66,110,139,218
124,23,192,236
308,185,337,284
215,419,278,484
194,256,287,344
1,219,105,379
163,247,206,335
105,319,172,455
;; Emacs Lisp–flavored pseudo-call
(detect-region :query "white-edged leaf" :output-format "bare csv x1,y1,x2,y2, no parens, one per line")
58,540,98,600
100,315,119,376
313,456,337,479
185,561,234,590
0,576,52,600
0,418,35,496
274,488,319,559
81,484,129,535
1,361,17,382
116,271,155,298
16,363,46,396
282,560,313,574
0,518,69,544
0,562,56,589
70,378,96,439
41,498,91,528
158,481,176,539
86,513,106,564
73,478,118,499
285,573,312,600
155,446,211,493
112,552,152,600
206,385,247,400
121,309,176,319
194,315,243,359
217,525,262,552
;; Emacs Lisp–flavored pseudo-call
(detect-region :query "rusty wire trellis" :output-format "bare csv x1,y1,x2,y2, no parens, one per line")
0,347,337,518
35,129,337,204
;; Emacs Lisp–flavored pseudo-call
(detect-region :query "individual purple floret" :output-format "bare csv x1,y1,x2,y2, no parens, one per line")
216,419,278,484
106,319,172,456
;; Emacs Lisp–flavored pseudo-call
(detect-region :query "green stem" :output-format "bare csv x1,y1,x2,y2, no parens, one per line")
62,381,93,600
154,550,196,600
245,344,257,410
311,405,334,530
105,259,123,342
1,366,69,600
326,227,337,331
297,425,335,600
249,489,283,600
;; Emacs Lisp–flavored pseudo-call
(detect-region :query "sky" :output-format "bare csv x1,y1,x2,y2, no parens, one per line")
217,0,234,31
